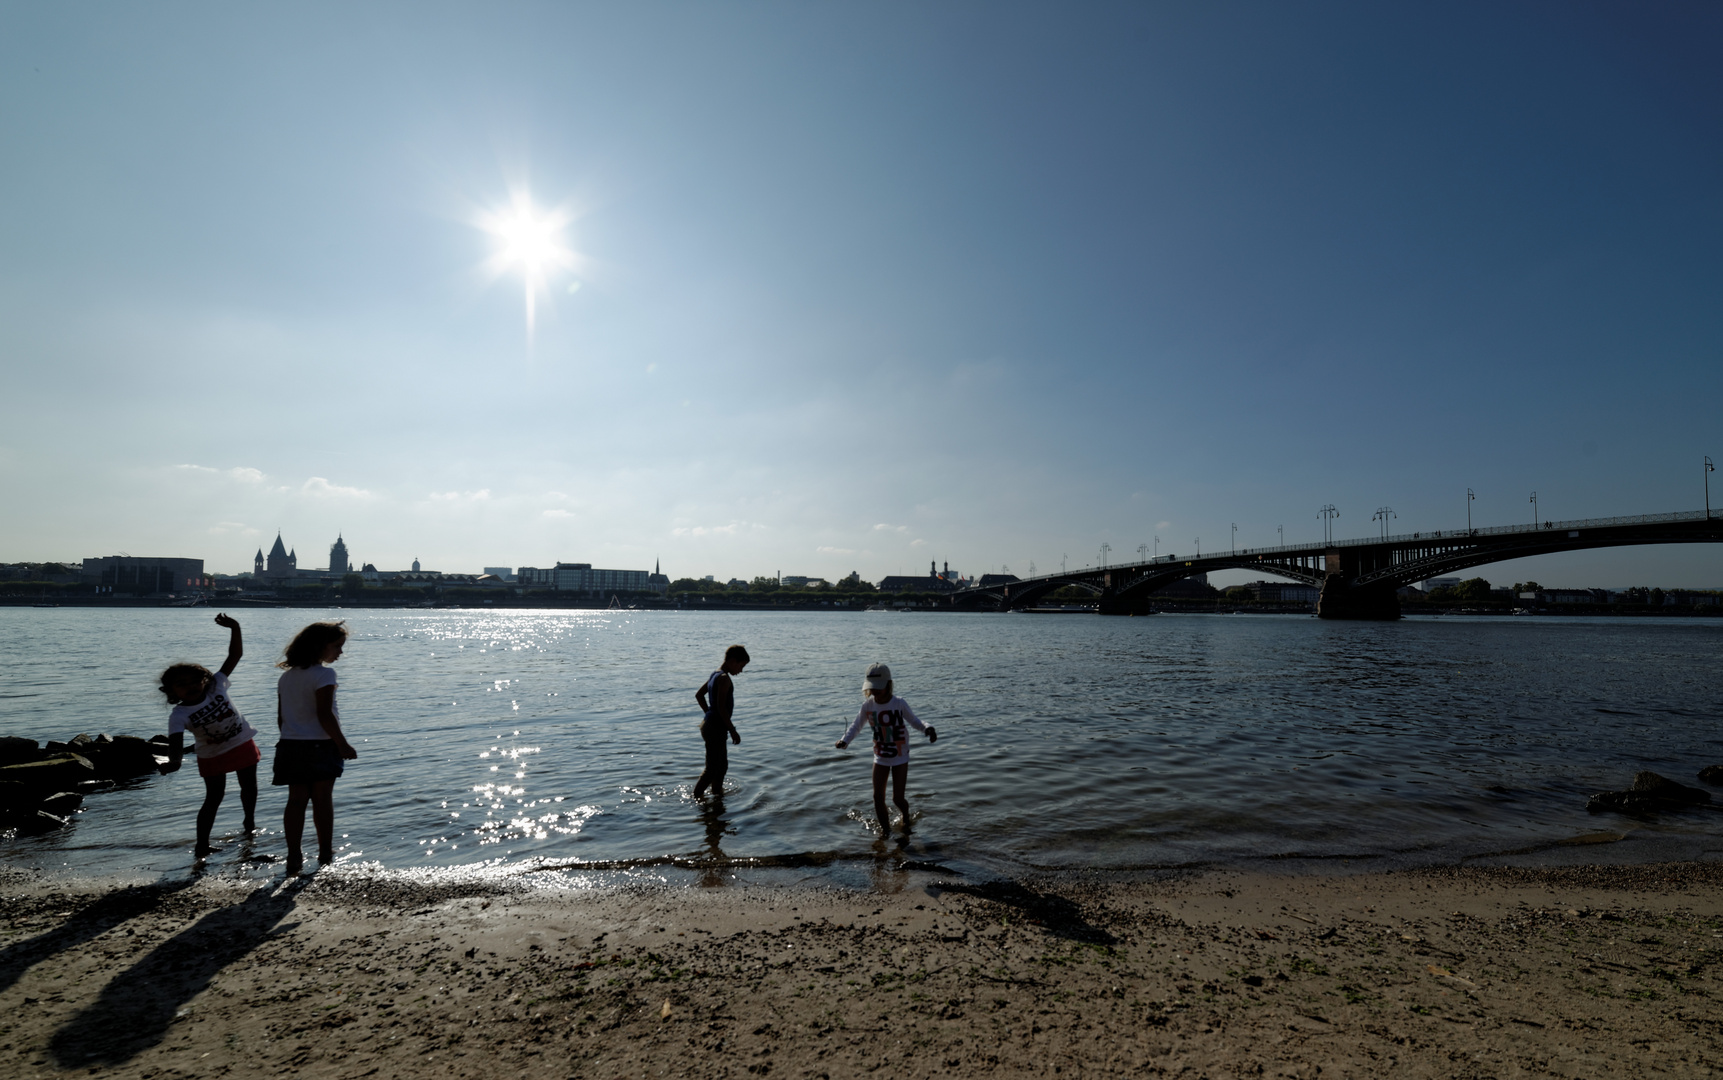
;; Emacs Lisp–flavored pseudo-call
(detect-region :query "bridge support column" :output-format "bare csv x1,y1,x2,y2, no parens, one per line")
1316,578,1401,620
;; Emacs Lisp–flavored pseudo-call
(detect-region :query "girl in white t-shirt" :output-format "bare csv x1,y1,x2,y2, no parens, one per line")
836,662,936,836
160,613,260,859
274,620,358,875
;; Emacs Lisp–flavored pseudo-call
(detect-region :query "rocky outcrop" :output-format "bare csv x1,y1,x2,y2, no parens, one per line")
0,731,170,833
0,753,96,793
1698,765,1723,787
42,733,162,781
0,736,40,766
1588,770,1713,814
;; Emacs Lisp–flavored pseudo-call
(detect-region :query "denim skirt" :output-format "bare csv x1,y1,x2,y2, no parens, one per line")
272,739,345,787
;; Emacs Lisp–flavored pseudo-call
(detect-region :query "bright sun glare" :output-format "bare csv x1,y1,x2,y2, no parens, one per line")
479,192,575,339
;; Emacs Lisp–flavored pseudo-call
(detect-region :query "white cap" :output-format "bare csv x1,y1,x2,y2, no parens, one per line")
863,663,892,690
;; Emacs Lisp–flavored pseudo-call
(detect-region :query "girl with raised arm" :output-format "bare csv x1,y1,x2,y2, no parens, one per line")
160,613,260,859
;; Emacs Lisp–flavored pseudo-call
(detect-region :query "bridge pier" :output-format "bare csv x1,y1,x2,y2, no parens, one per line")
1316,578,1401,620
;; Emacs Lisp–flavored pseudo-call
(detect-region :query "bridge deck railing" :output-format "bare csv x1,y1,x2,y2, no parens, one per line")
960,510,1715,592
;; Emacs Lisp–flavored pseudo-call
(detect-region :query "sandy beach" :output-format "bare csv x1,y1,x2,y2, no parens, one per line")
1,860,1718,1079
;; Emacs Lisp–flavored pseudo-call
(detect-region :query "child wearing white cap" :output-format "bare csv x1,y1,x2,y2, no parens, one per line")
836,663,937,836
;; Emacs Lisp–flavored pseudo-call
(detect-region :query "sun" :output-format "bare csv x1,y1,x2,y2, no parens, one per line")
478,192,576,339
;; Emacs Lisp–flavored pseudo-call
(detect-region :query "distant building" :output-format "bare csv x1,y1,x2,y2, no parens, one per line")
1248,579,1318,604
879,560,964,593
517,562,659,596
781,576,827,588
256,533,297,583
1152,572,1214,599
83,556,208,594
976,573,1020,588
1537,589,1607,604
1665,590,1722,607
483,567,516,582
726,578,748,588
252,533,364,586
1421,577,1462,593
647,560,670,595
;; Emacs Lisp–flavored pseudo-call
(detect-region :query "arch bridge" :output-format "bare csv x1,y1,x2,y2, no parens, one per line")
952,510,1723,619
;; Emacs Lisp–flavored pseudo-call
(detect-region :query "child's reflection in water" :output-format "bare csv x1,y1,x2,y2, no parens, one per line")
699,796,733,888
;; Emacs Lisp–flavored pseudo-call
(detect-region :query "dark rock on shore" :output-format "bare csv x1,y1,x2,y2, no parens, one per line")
1588,770,1713,814
0,731,168,834
39,791,84,817
0,753,96,794
1699,765,1723,786
43,733,161,781
1632,770,1711,803
9,810,70,833
0,736,40,766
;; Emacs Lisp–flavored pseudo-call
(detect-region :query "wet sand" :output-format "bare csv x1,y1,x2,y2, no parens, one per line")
1,861,1719,1078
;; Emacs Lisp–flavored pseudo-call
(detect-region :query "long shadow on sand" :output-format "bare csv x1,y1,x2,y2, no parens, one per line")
50,879,304,1067
935,880,1118,945
0,878,198,997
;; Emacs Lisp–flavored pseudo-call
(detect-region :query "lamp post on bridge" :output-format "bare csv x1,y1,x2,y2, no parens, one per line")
1373,506,1395,539
1231,523,1237,554
1100,543,1110,568
1319,504,1338,545
1467,489,1476,533
1195,537,1200,557
1277,524,1283,547
1707,457,1715,519
1137,543,1149,564
1153,536,1159,559
1530,492,1538,528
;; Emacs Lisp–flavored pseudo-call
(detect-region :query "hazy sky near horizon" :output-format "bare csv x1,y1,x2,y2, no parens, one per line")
3,2,1720,587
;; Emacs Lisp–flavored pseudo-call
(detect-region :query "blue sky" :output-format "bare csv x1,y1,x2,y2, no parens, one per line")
2,2,1719,587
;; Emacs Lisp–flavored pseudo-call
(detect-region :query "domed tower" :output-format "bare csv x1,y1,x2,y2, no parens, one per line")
412,557,421,572
329,534,350,575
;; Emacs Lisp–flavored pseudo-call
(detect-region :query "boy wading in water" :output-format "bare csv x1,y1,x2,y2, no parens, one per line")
837,663,936,836
693,645,750,799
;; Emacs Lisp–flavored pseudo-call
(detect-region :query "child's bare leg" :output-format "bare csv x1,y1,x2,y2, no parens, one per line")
195,775,225,856
891,764,910,831
871,764,891,834
236,764,258,832
284,784,311,873
310,780,337,864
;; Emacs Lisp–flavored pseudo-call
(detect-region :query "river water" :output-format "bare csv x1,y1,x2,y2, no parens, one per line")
1,608,1720,886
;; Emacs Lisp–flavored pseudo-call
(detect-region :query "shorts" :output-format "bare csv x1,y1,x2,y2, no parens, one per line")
198,739,261,778
272,739,346,787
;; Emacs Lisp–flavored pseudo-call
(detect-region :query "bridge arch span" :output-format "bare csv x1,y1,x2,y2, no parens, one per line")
952,510,1723,618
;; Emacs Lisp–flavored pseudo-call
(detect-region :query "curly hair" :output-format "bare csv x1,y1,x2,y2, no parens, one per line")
158,663,215,705
278,621,349,669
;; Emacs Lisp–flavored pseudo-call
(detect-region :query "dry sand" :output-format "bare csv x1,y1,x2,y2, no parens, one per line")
2,860,1720,1078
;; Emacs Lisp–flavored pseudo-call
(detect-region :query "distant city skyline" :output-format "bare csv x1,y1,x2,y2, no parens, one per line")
2,4,1719,589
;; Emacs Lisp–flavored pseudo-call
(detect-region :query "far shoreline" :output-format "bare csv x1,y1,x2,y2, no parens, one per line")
3,596,1721,617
